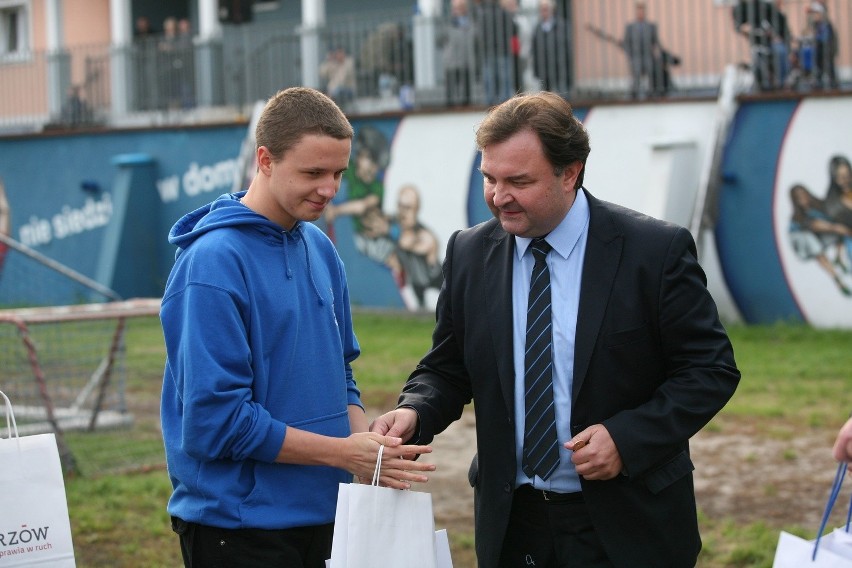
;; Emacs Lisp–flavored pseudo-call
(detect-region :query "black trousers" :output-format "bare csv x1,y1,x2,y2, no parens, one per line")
171,516,333,568
498,485,614,568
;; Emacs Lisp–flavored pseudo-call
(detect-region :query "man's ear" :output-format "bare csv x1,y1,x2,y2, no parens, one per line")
563,161,584,191
256,146,273,174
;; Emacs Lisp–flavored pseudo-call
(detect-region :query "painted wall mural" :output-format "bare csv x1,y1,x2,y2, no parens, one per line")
0,98,850,327
772,100,852,326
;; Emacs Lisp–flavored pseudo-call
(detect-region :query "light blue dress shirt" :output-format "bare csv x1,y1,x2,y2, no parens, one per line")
512,189,590,493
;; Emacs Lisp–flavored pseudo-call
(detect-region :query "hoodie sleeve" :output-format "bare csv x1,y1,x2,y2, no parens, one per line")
161,254,286,465
334,249,363,410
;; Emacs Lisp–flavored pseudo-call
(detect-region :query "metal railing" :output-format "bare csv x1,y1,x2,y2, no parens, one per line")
0,1,849,133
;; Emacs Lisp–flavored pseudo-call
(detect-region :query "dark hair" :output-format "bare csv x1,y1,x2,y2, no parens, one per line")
255,87,354,161
475,92,590,188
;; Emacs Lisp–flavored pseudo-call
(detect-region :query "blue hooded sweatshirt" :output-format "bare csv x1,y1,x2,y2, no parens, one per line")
160,191,362,530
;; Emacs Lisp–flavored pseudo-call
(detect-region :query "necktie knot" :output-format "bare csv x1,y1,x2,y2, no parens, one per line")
531,238,552,263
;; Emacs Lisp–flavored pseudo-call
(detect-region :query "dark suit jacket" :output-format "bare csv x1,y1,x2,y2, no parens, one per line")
398,189,740,567
623,20,659,70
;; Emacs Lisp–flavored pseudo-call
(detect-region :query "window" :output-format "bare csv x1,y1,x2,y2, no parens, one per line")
0,1,29,58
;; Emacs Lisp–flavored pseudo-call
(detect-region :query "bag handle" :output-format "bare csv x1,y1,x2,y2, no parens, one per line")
371,444,385,486
0,389,20,440
813,461,852,560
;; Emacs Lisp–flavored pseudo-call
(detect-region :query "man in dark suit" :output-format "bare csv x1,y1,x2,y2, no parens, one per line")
531,0,571,96
623,2,660,99
371,91,740,567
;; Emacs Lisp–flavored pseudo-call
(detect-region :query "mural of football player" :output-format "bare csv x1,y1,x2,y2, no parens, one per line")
387,184,443,309
324,124,396,266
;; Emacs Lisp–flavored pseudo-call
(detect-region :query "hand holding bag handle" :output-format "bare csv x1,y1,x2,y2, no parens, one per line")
371,443,385,486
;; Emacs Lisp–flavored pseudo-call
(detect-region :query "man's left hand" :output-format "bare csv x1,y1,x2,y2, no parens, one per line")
567,425,624,480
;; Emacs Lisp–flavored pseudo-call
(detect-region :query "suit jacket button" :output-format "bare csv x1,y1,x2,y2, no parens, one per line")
503,483,513,493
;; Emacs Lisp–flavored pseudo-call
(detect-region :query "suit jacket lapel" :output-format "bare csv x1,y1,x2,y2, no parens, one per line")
483,221,516,417
574,191,622,398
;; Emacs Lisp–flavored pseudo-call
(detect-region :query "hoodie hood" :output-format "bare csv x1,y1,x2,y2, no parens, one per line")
169,191,281,256
167,190,327,305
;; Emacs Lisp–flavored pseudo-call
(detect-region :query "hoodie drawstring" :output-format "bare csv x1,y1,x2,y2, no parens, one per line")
284,224,325,306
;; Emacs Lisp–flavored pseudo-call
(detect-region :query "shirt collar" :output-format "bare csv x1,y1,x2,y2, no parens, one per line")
515,188,590,261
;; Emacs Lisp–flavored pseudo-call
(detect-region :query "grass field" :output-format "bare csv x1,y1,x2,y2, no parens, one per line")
55,313,852,567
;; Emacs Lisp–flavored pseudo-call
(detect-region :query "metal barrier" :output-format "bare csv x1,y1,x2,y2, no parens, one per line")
0,1,849,133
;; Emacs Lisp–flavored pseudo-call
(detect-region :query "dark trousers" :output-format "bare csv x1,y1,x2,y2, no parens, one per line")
445,68,471,107
171,516,333,568
498,485,614,568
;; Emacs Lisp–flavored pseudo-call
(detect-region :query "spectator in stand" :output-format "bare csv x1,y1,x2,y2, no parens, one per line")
60,85,92,127
134,16,157,111
767,0,792,89
531,0,571,97
320,46,357,110
501,0,524,95
474,0,516,105
808,2,838,90
135,15,153,39
176,18,195,108
731,0,790,90
441,0,476,107
388,24,414,103
623,2,661,99
158,17,182,110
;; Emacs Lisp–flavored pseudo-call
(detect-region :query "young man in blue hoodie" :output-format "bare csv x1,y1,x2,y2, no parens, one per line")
160,87,435,567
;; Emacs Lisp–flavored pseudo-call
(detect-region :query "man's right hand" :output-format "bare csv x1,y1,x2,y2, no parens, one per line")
370,407,419,442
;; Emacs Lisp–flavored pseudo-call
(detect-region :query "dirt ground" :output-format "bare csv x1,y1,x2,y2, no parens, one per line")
412,410,847,566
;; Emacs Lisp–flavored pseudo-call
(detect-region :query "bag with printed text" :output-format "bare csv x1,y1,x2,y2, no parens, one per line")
0,390,76,567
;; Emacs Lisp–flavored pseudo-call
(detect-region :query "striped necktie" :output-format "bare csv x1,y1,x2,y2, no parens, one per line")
522,237,560,480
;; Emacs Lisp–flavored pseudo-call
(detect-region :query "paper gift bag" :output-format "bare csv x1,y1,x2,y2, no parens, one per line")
0,391,76,567
773,462,852,567
773,531,852,567
435,529,454,568
819,527,852,560
329,445,441,568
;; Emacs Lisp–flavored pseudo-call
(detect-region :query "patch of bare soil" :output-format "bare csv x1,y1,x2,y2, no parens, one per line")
405,411,846,567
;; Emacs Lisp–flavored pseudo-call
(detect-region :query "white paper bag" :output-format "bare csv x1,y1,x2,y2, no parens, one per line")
819,527,852,560
773,462,852,568
329,445,443,568
0,391,76,567
435,529,454,568
773,531,852,567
